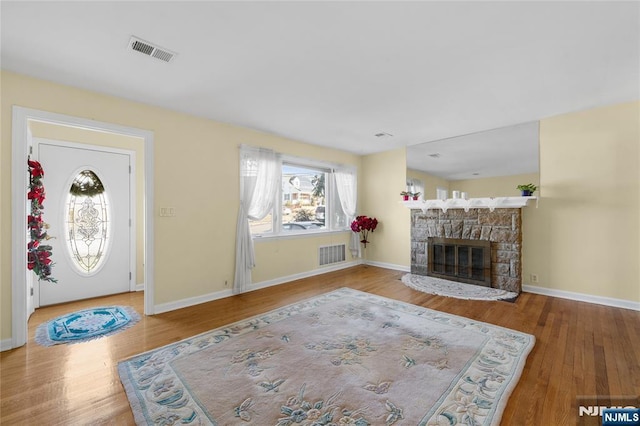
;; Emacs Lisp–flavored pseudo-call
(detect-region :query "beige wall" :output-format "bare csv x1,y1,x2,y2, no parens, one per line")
454,173,540,198
526,101,639,302
361,148,411,268
406,169,450,200
1,71,359,341
28,122,146,285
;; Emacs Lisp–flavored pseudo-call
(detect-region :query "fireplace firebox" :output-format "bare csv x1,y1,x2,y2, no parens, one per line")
427,237,491,287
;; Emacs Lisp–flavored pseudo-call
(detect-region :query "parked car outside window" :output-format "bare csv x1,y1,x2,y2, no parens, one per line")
282,221,324,231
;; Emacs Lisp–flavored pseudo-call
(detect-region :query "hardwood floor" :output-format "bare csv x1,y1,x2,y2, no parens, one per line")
1,265,638,425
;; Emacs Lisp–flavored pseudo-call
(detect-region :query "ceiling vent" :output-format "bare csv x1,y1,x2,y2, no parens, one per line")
128,36,176,63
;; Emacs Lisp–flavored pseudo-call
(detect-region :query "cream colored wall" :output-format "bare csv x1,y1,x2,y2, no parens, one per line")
406,169,450,200
361,148,410,268
28,122,146,285
253,233,354,283
454,173,540,198
0,71,360,341
526,101,639,302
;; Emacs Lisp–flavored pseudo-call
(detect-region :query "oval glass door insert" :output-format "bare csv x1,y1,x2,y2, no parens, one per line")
65,170,111,274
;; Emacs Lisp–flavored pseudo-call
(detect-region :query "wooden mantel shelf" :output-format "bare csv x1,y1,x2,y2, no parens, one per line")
401,196,538,213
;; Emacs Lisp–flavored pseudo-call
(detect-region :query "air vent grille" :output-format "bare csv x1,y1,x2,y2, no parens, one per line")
129,36,176,63
319,244,346,266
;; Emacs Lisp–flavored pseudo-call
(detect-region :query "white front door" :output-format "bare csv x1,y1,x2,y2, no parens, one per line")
36,139,133,306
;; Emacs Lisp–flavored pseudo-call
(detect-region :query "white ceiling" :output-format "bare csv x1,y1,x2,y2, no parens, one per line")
2,1,638,175
407,121,539,180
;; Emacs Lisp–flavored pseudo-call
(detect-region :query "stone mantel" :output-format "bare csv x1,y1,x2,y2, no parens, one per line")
402,196,538,213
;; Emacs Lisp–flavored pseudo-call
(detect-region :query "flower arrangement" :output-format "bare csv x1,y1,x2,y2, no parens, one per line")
350,215,379,248
27,158,56,282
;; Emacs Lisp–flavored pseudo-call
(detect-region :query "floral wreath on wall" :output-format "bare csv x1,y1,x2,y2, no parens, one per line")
27,158,57,282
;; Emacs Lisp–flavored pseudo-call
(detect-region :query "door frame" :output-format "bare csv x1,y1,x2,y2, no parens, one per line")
32,138,137,307
11,106,155,349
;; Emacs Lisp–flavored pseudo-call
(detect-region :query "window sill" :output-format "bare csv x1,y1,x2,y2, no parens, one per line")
252,228,351,242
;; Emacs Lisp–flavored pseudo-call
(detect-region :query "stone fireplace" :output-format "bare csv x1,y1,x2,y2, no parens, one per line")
410,208,523,293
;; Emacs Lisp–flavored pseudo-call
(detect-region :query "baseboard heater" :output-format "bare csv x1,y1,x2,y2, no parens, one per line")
319,244,346,266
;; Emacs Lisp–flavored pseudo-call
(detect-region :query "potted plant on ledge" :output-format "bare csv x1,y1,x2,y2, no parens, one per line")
516,183,538,197
400,191,410,201
410,192,421,200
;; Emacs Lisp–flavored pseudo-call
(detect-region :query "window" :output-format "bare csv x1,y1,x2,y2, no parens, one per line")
248,156,352,236
64,169,111,274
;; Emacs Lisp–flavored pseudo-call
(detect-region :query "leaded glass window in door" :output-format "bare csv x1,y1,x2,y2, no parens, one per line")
64,170,111,274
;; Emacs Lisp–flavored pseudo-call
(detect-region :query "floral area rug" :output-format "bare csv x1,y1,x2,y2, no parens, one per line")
35,305,140,346
118,288,534,425
402,273,520,301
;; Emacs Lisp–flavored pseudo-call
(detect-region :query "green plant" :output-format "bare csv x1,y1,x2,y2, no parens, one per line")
516,183,538,194
400,191,410,196
294,209,313,221
410,192,421,198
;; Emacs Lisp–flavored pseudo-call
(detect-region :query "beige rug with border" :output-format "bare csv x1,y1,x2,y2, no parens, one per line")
119,288,534,425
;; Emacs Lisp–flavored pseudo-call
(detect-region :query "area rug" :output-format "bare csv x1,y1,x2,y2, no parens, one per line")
118,288,534,425
402,273,519,301
35,305,140,346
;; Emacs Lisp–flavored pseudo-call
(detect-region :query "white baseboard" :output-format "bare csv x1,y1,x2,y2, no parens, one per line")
135,283,144,292
1,338,13,352
523,284,640,311
153,261,362,314
250,260,362,292
154,288,234,314
363,260,411,272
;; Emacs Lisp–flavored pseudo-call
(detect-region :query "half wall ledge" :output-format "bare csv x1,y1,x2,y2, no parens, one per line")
401,196,538,213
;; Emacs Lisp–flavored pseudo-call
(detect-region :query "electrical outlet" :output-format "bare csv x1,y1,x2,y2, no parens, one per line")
530,274,539,284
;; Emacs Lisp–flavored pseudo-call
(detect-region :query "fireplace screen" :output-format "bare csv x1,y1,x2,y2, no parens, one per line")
428,237,491,287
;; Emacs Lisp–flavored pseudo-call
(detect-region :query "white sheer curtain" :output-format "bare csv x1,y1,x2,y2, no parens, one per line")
234,146,279,294
334,168,360,258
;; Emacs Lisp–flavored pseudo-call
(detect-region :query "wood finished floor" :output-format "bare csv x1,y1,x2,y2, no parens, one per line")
1,265,638,425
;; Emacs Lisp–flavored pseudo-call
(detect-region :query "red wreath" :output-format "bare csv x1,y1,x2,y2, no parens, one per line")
27,158,56,282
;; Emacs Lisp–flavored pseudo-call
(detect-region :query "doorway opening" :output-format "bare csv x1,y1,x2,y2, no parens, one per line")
11,106,155,349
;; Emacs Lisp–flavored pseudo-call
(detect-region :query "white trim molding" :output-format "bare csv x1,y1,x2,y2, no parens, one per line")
154,261,362,314
523,284,640,312
11,106,155,349
1,339,13,352
402,196,538,213
250,261,362,292
363,260,411,272
154,288,234,314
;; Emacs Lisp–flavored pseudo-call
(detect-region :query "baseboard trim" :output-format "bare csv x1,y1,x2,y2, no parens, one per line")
363,260,411,272
523,284,640,311
154,288,234,314
1,338,13,352
250,260,362,292
153,261,363,314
